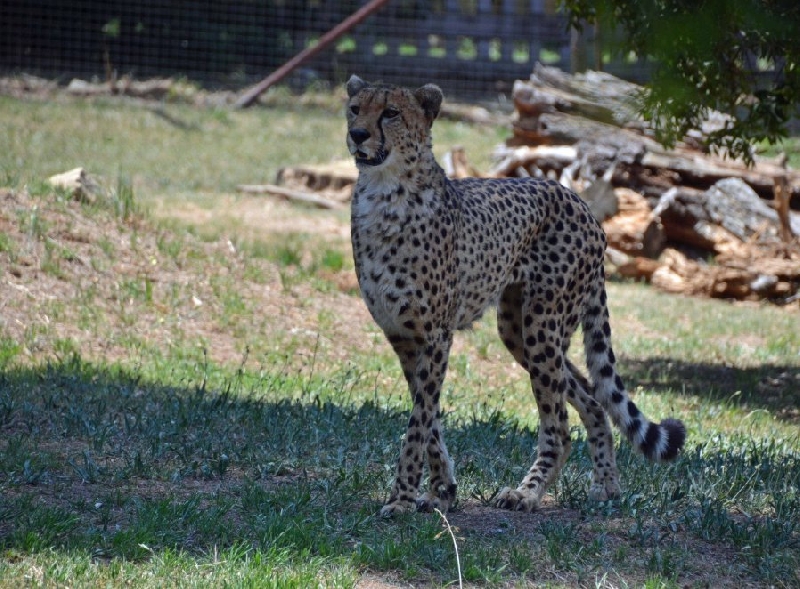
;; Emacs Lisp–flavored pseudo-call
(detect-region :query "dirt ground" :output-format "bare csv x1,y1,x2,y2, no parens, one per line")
0,187,378,369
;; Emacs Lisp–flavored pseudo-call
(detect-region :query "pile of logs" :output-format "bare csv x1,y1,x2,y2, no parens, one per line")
491,63,800,305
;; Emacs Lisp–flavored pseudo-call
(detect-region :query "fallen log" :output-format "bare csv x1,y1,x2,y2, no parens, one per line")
600,189,665,257
638,149,800,201
490,144,578,177
517,63,740,149
440,103,505,126
276,162,357,194
605,247,662,281
608,239,800,302
516,63,643,128
46,167,101,202
603,212,665,258
511,111,654,152
66,77,174,99
236,183,343,210
654,178,800,255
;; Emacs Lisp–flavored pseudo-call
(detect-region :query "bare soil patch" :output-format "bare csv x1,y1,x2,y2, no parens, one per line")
0,187,377,369
153,192,352,241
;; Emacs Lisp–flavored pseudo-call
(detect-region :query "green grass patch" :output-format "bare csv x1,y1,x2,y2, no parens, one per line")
0,93,504,201
1,327,798,587
758,136,800,168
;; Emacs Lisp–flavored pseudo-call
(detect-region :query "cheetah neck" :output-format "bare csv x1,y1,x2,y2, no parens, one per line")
351,151,447,237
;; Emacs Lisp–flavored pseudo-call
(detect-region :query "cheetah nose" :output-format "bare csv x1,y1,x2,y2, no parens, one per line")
349,127,371,145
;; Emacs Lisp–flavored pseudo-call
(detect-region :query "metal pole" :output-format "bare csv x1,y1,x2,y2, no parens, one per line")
234,0,392,108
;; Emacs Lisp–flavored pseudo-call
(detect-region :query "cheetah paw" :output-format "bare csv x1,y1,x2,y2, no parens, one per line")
379,499,415,518
588,480,621,502
494,486,540,512
416,492,451,513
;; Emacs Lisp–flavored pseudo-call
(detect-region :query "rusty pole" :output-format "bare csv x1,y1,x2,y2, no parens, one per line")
234,0,392,108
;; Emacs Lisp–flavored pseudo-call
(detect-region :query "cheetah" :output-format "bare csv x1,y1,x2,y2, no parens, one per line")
346,75,685,516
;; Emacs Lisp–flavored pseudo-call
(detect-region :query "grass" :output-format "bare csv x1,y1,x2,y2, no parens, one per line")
0,342,798,587
0,92,799,587
758,138,800,168
0,91,505,200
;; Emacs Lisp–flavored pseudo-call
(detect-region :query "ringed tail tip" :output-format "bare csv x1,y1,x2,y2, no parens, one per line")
658,418,686,461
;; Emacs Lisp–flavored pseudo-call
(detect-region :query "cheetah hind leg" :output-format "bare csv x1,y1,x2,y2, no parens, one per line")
494,285,571,511
494,286,617,510
494,360,620,511
496,335,573,510
494,410,571,512
565,359,621,501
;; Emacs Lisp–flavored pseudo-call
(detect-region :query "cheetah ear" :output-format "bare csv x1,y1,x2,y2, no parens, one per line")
346,75,369,98
414,83,443,125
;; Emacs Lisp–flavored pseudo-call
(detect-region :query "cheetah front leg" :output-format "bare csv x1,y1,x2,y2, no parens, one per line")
383,333,456,517
417,407,457,513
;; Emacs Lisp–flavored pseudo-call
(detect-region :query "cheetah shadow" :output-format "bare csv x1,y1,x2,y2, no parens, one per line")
1,356,796,566
618,356,800,422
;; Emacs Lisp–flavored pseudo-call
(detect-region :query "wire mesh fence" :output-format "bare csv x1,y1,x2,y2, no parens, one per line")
0,1,637,100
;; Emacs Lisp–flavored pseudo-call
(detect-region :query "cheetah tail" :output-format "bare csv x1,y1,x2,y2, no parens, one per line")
581,286,686,462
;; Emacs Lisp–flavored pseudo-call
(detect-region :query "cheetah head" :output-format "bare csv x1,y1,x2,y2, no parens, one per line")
345,75,442,171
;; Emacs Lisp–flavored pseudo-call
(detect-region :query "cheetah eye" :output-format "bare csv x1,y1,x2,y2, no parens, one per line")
350,105,360,115
383,107,400,119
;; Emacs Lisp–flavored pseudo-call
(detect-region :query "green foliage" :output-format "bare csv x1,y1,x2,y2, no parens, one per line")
561,0,800,162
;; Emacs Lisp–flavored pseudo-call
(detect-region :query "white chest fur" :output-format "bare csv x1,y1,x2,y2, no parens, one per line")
351,176,436,336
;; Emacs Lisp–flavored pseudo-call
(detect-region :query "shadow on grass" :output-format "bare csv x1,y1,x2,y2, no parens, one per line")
0,356,798,586
620,356,800,422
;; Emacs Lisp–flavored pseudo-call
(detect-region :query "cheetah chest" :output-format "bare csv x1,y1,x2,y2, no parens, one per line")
351,188,458,337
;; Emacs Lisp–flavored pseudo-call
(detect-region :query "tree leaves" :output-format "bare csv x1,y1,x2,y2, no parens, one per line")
560,0,800,163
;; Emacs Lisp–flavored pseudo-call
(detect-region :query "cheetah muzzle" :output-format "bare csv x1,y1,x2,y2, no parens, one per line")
348,126,389,166
346,74,686,517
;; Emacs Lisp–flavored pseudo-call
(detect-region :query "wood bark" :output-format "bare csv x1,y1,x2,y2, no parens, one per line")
655,178,799,255
490,145,578,177
509,64,800,205
276,162,357,194
635,149,800,200
46,168,100,202
773,161,795,242
518,63,643,128
236,183,344,210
